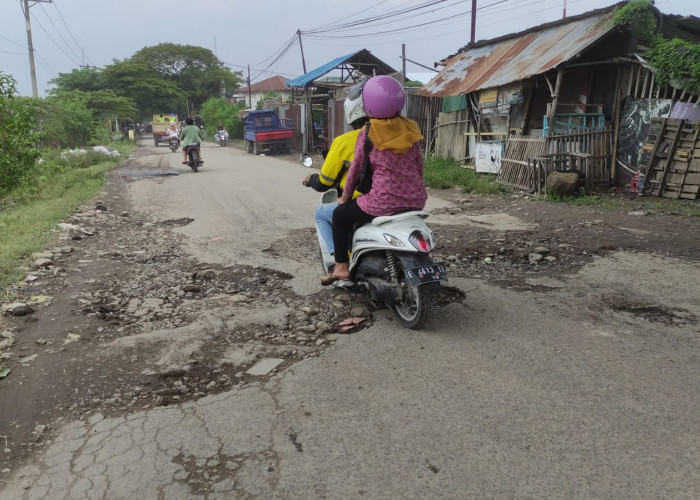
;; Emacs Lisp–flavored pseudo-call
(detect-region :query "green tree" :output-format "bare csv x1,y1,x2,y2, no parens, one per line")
102,60,183,120
199,97,245,138
48,68,105,94
35,90,136,148
131,44,243,112
0,73,40,195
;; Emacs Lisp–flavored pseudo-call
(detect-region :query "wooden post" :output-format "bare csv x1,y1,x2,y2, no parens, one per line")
610,65,624,182
547,67,565,136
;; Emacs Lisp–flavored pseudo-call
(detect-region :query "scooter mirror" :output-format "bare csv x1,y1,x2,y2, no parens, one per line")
301,154,313,168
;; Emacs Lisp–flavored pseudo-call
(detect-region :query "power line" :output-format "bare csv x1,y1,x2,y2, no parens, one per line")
0,34,27,49
34,51,57,76
251,35,299,81
305,0,452,35
304,0,510,39
38,3,83,63
30,11,82,65
51,1,93,65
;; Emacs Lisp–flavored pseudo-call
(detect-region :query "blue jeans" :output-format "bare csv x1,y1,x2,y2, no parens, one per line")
315,201,337,255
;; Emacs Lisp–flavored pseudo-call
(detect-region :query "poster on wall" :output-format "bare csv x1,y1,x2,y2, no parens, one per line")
475,141,504,173
616,97,672,187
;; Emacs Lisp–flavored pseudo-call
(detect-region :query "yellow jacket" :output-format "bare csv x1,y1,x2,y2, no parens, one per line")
315,128,362,199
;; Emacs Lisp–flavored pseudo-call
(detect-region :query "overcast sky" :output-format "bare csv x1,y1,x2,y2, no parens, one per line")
1,0,698,96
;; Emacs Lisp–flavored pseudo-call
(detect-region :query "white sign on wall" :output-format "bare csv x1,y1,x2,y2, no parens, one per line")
475,141,504,173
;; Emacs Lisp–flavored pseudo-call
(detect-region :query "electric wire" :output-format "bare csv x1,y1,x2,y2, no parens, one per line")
0,34,27,48
304,0,452,35
304,0,511,39
250,0,495,79
30,12,82,65
222,61,297,80
51,1,93,66
310,0,393,31
308,0,466,35
38,3,83,63
251,35,299,81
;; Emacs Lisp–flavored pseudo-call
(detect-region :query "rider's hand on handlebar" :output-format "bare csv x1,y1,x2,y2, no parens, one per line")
302,174,312,187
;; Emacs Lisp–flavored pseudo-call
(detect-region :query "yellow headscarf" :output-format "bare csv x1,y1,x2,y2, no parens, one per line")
368,116,423,154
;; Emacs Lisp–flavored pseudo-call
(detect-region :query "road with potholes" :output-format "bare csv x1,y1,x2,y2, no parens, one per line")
1,139,699,498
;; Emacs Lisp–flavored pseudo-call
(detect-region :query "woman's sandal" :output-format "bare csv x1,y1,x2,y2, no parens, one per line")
320,272,350,286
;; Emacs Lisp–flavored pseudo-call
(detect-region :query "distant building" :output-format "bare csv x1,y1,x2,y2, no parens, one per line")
233,75,293,109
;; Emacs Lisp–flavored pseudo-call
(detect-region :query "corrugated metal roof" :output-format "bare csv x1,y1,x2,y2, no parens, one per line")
285,49,397,88
420,9,617,97
285,52,361,88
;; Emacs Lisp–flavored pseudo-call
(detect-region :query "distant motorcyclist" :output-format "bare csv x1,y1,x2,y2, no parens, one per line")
166,123,180,141
215,122,229,142
302,80,369,256
179,117,204,164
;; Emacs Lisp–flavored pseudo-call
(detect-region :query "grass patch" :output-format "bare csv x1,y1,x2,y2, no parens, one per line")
0,143,133,292
423,156,506,194
543,192,700,217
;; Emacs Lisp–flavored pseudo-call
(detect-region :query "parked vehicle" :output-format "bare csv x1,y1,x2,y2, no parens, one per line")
244,109,293,155
184,144,202,172
152,114,178,146
304,155,446,329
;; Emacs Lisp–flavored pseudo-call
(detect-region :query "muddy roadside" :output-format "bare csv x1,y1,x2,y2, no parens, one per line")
1,144,699,477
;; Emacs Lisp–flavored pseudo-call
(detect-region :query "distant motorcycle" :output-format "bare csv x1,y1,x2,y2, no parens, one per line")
184,144,202,173
168,136,179,152
215,130,228,147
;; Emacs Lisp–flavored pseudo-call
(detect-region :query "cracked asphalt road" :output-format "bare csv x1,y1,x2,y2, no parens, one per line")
2,140,699,498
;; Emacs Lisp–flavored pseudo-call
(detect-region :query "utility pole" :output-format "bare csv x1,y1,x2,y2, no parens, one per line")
402,44,406,83
297,29,307,74
563,0,567,18
470,0,477,44
22,0,52,97
80,48,96,70
247,65,253,109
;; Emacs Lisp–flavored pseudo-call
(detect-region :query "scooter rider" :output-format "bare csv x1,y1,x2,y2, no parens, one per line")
322,75,426,285
216,122,229,141
302,80,369,256
179,117,204,164
166,123,180,143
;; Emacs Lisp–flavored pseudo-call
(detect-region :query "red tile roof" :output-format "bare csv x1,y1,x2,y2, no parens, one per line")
238,75,290,93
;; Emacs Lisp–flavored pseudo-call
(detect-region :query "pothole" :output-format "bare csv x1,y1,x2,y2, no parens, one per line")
605,296,696,325
119,168,180,181
430,285,465,307
156,218,195,227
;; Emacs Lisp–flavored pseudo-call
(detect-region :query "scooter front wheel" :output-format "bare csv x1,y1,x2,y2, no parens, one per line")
391,282,429,330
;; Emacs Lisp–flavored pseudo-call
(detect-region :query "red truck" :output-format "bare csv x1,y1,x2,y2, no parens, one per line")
244,109,294,155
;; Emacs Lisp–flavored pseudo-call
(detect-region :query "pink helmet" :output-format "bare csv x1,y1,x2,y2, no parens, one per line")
362,75,405,119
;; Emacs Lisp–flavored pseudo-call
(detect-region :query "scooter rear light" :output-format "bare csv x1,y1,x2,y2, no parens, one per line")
409,231,431,252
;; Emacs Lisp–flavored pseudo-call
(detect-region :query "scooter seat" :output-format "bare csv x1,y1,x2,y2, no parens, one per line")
372,211,428,226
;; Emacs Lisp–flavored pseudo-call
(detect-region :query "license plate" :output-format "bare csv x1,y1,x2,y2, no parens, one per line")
405,264,447,286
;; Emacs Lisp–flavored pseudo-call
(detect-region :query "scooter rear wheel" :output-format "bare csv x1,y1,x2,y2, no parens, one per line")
391,281,429,330
189,149,199,173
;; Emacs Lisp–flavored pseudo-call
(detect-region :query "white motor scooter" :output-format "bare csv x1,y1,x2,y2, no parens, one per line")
305,154,447,329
